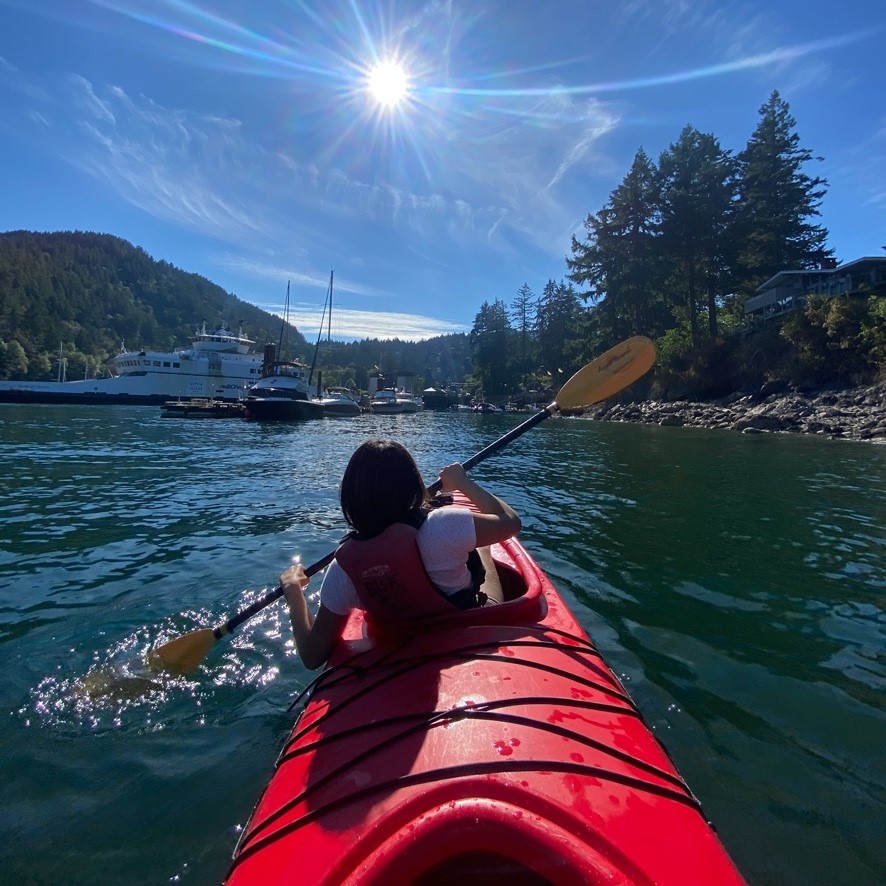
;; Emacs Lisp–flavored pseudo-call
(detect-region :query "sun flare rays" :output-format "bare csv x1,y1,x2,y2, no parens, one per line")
366,60,410,108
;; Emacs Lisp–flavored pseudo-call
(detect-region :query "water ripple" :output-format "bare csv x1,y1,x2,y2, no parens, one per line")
1,407,884,885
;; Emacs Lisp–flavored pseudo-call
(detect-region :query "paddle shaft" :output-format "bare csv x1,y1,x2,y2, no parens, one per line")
219,552,335,637
426,403,555,495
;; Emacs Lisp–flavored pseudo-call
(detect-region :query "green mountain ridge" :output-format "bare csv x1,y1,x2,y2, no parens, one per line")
0,230,311,381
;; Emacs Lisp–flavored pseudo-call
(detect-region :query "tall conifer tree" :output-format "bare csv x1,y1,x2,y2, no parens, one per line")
567,148,665,342
470,299,512,395
510,283,536,379
535,279,584,378
658,125,737,340
734,91,831,294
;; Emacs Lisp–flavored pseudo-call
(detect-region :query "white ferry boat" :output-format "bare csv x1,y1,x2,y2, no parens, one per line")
0,323,265,405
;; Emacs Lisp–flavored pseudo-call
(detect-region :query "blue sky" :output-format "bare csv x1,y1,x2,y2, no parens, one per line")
0,1,883,341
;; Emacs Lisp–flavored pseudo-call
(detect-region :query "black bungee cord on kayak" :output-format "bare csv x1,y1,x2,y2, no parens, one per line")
287,621,619,711
237,689,703,859
230,744,705,875
233,633,707,867
278,697,674,784
284,635,640,743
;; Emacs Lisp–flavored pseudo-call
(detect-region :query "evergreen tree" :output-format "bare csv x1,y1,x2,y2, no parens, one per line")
658,125,737,341
0,339,28,380
470,299,512,395
734,91,832,295
535,279,584,380
509,283,536,382
567,148,666,342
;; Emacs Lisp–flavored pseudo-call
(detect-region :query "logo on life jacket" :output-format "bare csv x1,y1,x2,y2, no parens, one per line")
358,564,408,611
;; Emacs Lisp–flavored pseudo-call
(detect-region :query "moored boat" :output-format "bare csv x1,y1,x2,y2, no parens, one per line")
369,387,421,414
243,359,324,422
226,524,744,885
305,272,364,418
421,387,452,410
315,387,363,417
0,322,263,405
161,398,246,419
243,283,324,422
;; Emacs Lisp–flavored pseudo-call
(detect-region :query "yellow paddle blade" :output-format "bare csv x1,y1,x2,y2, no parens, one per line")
556,336,656,409
147,628,217,675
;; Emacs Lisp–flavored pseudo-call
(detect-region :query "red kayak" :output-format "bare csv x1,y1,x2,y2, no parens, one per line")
226,532,744,885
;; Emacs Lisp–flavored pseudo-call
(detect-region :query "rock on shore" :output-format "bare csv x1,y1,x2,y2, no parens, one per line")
583,382,886,443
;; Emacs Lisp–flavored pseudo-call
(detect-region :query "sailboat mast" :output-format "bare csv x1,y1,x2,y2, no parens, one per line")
308,270,333,386
57,342,67,383
327,270,334,344
277,280,290,361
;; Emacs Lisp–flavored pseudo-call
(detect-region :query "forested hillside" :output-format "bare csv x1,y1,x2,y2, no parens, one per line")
319,334,473,392
0,231,308,381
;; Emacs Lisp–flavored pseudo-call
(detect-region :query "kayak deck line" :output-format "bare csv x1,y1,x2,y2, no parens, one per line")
226,526,745,885
284,635,641,737
236,693,698,860
281,697,651,776
230,759,707,873
286,702,689,791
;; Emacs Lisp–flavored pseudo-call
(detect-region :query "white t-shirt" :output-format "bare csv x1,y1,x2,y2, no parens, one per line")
320,507,477,616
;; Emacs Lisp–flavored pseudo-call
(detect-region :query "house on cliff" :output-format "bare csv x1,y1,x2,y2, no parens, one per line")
745,255,886,320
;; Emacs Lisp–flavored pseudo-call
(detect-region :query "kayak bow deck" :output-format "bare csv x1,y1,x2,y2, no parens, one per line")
226,534,744,885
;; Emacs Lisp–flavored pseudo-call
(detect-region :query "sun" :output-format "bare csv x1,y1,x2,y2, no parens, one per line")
366,61,410,108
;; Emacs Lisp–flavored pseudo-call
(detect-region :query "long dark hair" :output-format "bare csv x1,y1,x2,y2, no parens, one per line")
340,440,429,538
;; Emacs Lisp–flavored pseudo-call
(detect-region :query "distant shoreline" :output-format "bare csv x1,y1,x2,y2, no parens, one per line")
583,382,886,443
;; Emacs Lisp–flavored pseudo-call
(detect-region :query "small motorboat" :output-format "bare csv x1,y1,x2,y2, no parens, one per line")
225,514,744,885
421,387,452,411
243,360,324,422
369,388,421,414
315,387,363,417
160,398,246,419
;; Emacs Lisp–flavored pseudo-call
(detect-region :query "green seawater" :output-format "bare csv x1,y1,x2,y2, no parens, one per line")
1,405,883,885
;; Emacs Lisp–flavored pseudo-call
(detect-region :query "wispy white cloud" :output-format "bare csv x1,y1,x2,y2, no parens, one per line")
617,1,878,101
69,73,116,123
0,54,49,102
417,89,620,257
256,304,467,341
14,72,275,242
215,255,468,339
213,254,393,300
836,118,886,212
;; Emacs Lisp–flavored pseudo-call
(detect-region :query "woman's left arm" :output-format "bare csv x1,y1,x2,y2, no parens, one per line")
280,564,348,670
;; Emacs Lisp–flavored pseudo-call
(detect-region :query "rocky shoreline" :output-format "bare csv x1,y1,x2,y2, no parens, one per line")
583,382,886,443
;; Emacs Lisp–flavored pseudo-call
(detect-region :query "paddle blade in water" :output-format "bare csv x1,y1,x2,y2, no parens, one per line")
75,665,165,701
147,628,217,675
556,336,656,409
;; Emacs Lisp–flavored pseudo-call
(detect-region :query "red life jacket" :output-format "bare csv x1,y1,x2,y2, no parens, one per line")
335,523,457,628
